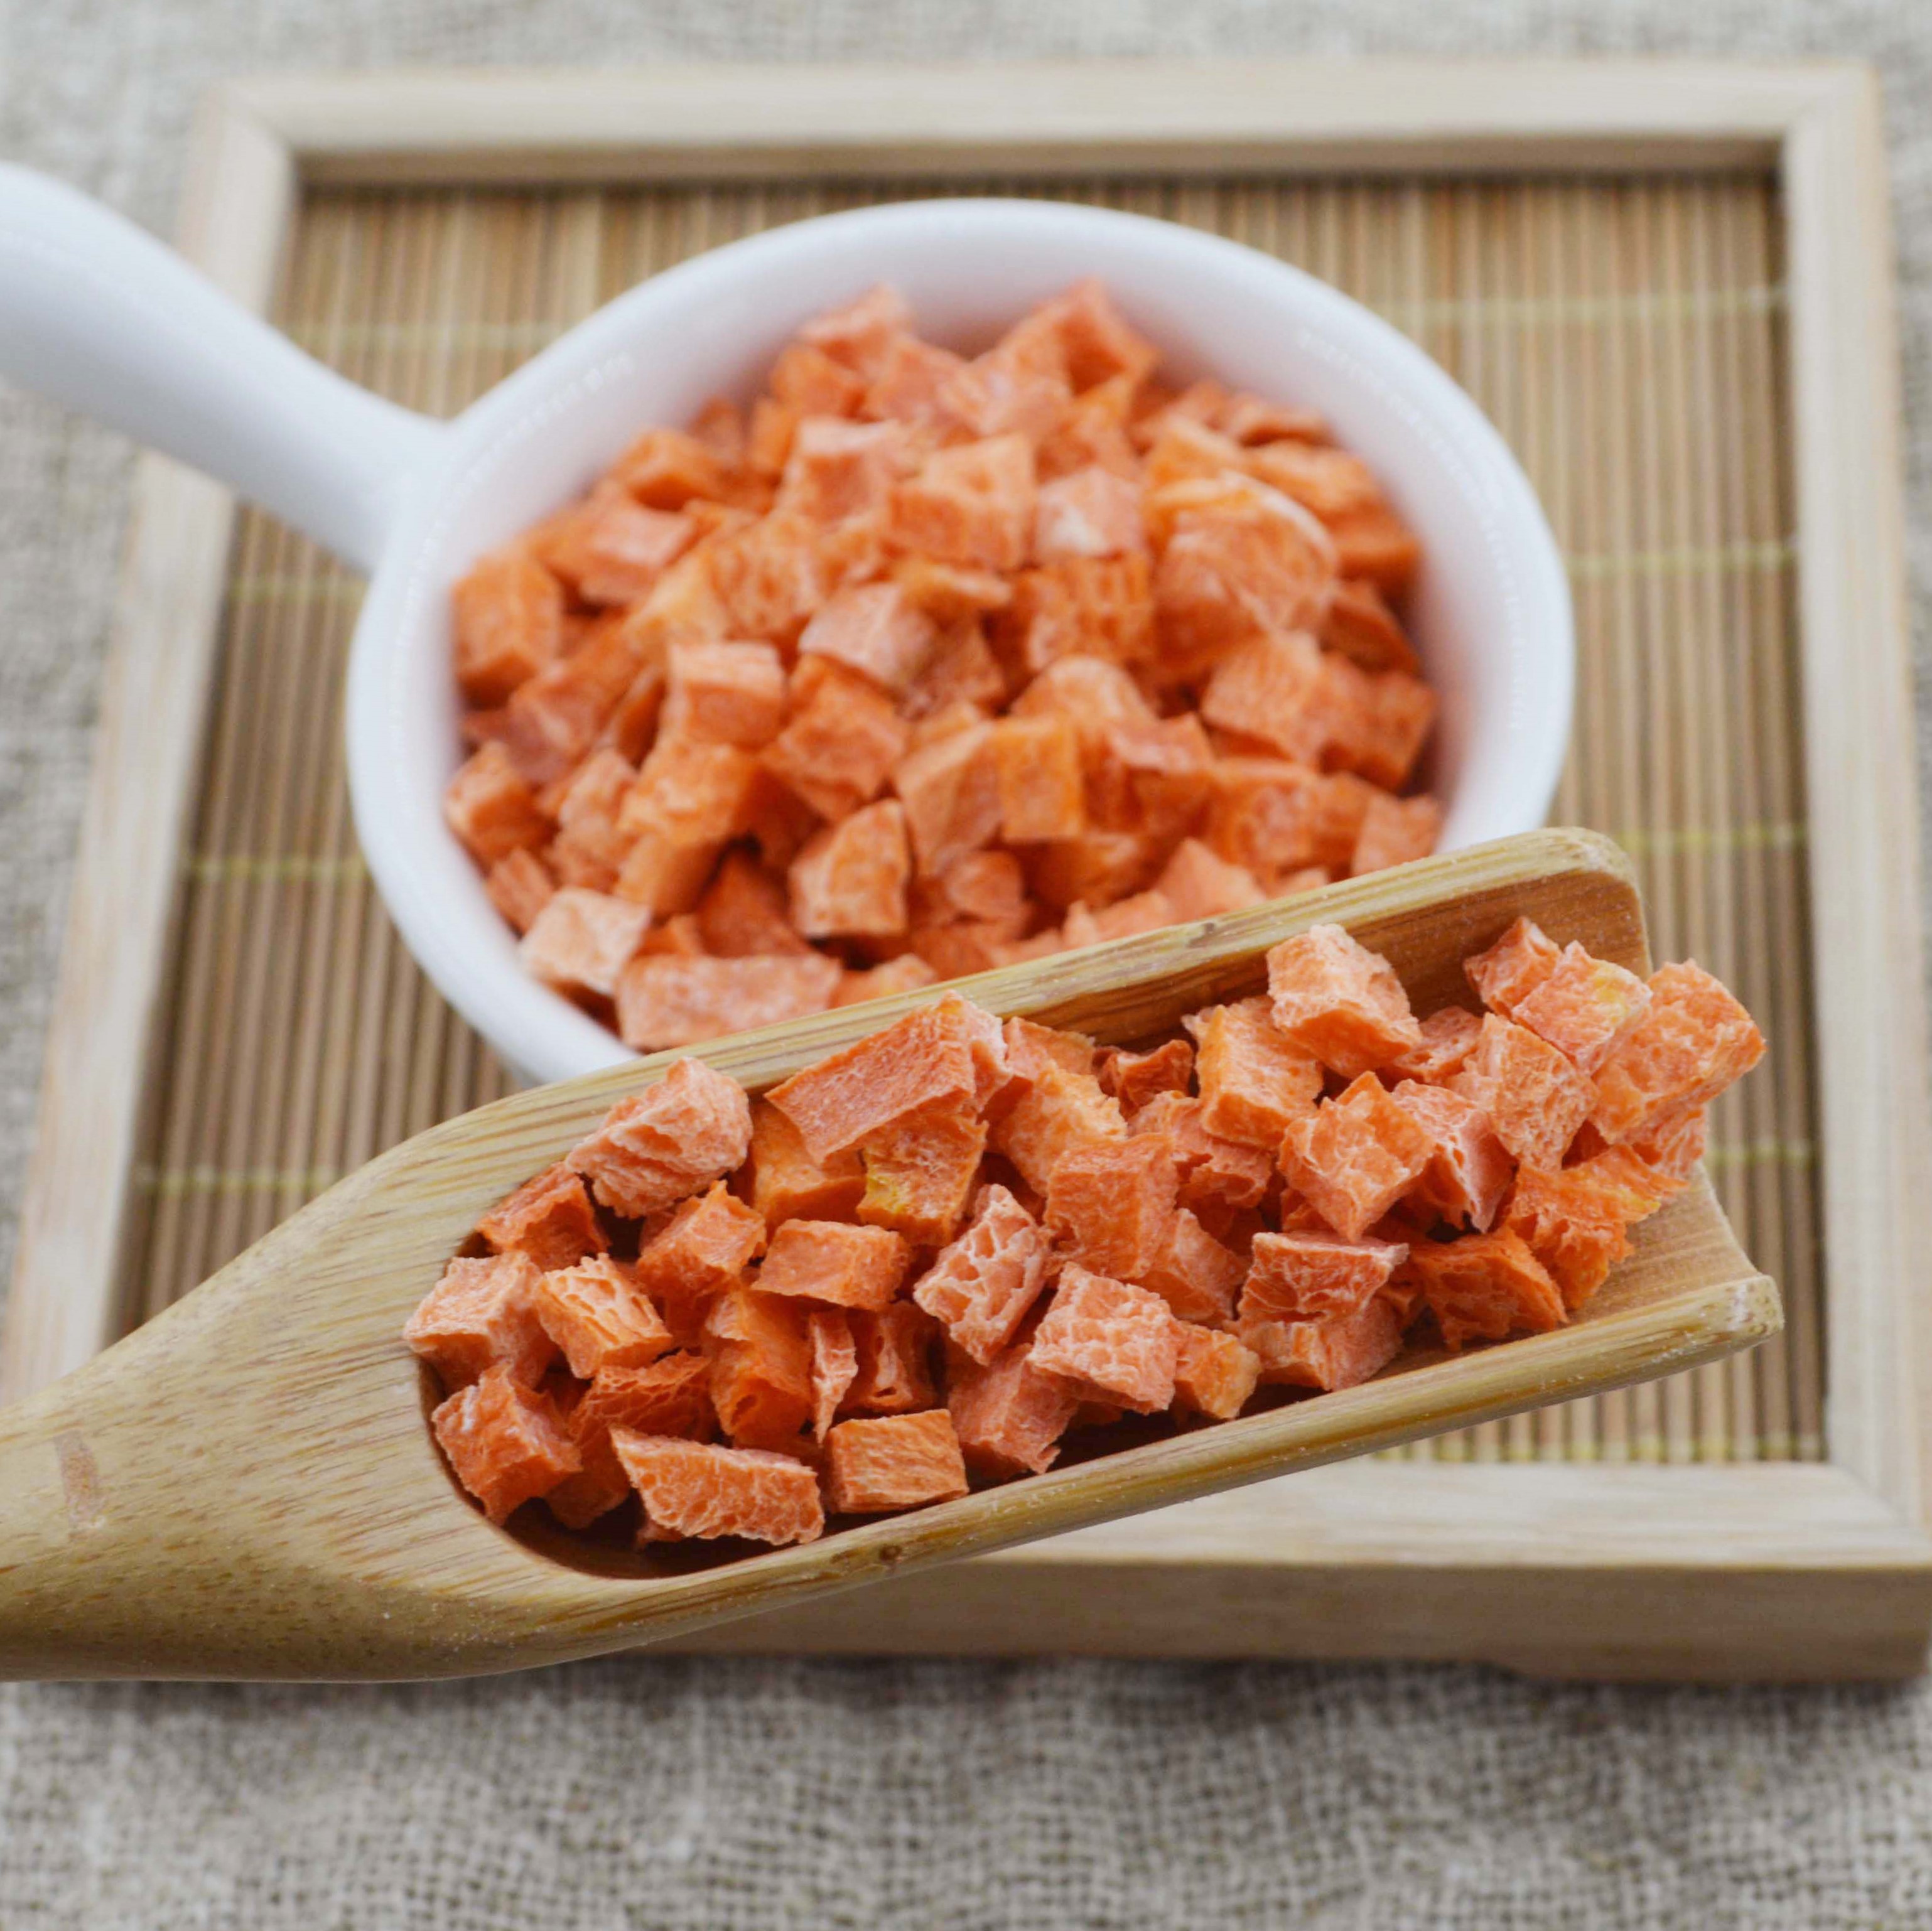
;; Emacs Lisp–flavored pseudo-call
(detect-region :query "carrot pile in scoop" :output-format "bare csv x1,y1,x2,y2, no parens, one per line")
407,918,1762,1547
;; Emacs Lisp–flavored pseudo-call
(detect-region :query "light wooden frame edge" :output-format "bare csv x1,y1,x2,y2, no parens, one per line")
6,60,1926,1679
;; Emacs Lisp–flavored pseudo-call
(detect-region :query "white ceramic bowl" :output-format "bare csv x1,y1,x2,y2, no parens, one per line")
0,178,1572,1087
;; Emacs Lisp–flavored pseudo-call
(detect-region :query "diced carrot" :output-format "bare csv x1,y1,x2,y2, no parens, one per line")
519,888,652,999
1239,1229,1408,1328
824,1409,970,1514
798,581,938,696
610,427,733,508
1204,760,1372,885
947,1342,1078,1477
1030,1264,1178,1414
1034,465,1146,561
1502,1165,1636,1311
433,1366,580,1523
1200,632,1335,766
1138,1207,1247,1325
1044,1134,1179,1281
453,547,564,706
788,799,912,939
662,639,788,750
694,850,814,958
612,1431,823,1545
892,721,1002,877
535,490,698,606
747,1100,866,1232
808,1308,858,1441
1171,1323,1263,1421
1388,1080,1514,1233
632,1179,768,1345
1187,996,1323,1149
1350,793,1442,876
1155,839,1265,923
1464,916,1563,1019
485,847,558,935
1244,1293,1404,1392
1278,1072,1433,1242
532,1256,674,1379
1094,1038,1194,1114
988,1058,1126,1197
1265,923,1423,1077
857,1097,988,1247
566,1057,753,1218
548,1350,719,1529
445,742,551,867
615,953,841,1052
1588,962,1766,1145
1320,576,1420,675
835,954,944,1008
1385,1006,1483,1084
404,1252,554,1389
1403,1227,1566,1352
701,1283,816,1448
477,1163,607,1272
909,1183,1054,1365
887,434,1037,573
762,661,909,822
756,1219,912,1311
1130,1092,1273,1217
779,416,914,523
1450,1014,1595,1170
844,1303,940,1414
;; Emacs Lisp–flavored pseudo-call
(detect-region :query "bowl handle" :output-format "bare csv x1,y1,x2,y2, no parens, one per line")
0,164,441,572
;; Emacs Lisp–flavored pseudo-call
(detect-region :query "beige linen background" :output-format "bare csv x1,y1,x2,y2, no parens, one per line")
3,3,1931,1925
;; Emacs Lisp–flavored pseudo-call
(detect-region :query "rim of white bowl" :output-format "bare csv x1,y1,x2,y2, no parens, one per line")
347,196,1573,1089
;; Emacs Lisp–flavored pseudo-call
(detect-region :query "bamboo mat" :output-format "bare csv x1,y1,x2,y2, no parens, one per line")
121,173,1820,1467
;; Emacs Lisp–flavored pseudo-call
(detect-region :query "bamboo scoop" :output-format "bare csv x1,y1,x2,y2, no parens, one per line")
0,831,1779,1681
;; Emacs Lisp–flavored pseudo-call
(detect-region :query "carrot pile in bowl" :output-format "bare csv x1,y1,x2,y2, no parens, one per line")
443,279,1442,1053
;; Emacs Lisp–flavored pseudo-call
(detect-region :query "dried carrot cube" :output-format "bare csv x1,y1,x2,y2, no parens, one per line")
1386,1006,1483,1084
1266,922,1423,1077
1045,1134,1180,1281
633,1180,768,1345
1009,652,1155,740
910,1183,1054,1365
763,662,908,822
1002,1014,1095,1084
1404,1227,1566,1352
789,799,912,939
824,1409,970,1514
1030,1264,1179,1414
948,1342,1079,1477
477,1163,607,1272
1388,1080,1514,1233
990,1058,1128,1197
799,581,938,697
1037,372,1140,481
1321,576,1421,675
902,618,1008,721
779,416,913,523
1139,1207,1247,1326
845,1303,940,1413
1187,996,1324,1149
1244,1294,1404,1392
663,639,788,750
1095,1039,1194,1114
518,888,652,999
1502,1165,1635,1310
404,1252,554,1389
620,728,762,849
1626,1105,1710,1184
1450,1014,1595,1170
1327,502,1422,596
757,1218,911,1311
1239,1229,1408,1327
612,1431,823,1545
769,340,867,417
638,912,706,958
532,1256,674,1379
1243,441,1381,519
1004,553,1155,673
937,314,1072,443
1155,839,1265,923
689,395,746,466
1204,760,1371,884
1130,1092,1274,1217
548,1351,718,1529
1324,665,1436,790
600,661,667,765
612,832,723,920
485,847,558,935
696,850,814,959
701,1283,816,1448
708,510,832,643
1152,480,1336,665
1024,831,1158,914
1138,415,1243,494
1171,1323,1263,1421
610,426,733,508
615,953,840,1052
892,721,1003,877
1087,714,1214,841
887,434,1037,572
1278,1073,1433,1241
992,715,1087,842
453,547,564,706
835,955,943,1007
1589,962,1766,1144
1031,277,1160,391
767,993,991,1161
797,283,914,375
861,331,968,426
445,742,551,866
746,398,800,480
1506,941,1653,1075
1200,632,1334,766
914,849,1030,929
1033,465,1146,561
1464,916,1562,1018
535,492,698,606
433,1366,580,1522
808,1308,858,1441
566,1056,753,1219
1350,793,1442,877
858,1098,988,1247
748,1100,865,1232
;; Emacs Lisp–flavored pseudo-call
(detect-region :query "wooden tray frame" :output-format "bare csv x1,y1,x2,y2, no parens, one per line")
8,61,1929,1679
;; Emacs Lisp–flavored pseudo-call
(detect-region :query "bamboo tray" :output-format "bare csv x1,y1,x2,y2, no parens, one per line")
8,61,1928,1680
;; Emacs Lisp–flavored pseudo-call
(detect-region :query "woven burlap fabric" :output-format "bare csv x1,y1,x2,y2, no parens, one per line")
4,3,1932,1923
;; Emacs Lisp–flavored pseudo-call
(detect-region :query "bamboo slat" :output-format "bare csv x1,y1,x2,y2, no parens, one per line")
119,170,1821,1469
